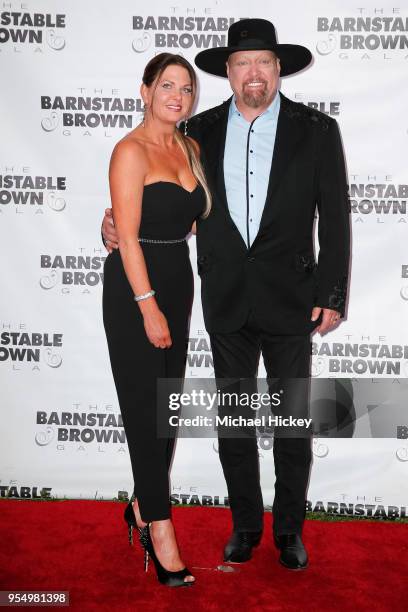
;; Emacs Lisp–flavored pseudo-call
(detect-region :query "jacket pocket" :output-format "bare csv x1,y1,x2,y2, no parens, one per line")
294,253,316,274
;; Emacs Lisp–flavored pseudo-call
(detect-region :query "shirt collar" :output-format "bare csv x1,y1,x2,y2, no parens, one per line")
229,90,281,122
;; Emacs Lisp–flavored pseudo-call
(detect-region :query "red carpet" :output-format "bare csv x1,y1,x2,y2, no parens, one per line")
0,501,406,611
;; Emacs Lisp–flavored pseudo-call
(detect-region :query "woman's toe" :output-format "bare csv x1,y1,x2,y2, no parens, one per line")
184,575,195,583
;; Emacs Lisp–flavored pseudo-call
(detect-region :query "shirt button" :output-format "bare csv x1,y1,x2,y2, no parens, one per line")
250,149,253,153
250,194,253,198
251,129,254,133
250,171,253,175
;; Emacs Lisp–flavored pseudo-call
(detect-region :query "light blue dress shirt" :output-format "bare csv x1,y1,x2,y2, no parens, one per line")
223,91,281,247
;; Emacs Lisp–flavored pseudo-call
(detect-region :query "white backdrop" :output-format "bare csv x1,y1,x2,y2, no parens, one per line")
1,0,407,518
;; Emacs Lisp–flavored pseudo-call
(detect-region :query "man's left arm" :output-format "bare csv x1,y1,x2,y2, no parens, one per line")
313,118,350,332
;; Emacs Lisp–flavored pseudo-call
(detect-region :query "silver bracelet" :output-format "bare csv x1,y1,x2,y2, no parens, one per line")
134,289,156,302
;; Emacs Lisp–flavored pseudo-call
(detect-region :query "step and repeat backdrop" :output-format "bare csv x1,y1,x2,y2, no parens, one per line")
1,0,407,519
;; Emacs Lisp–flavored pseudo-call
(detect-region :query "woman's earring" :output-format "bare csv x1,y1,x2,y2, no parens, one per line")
184,117,188,136
142,102,147,127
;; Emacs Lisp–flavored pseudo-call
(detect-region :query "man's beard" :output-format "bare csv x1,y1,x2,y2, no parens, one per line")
242,82,269,108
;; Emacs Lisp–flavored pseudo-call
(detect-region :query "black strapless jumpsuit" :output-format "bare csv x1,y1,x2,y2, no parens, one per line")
103,181,205,522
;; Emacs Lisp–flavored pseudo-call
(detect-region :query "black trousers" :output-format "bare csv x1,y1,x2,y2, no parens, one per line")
103,247,193,522
210,312,312,536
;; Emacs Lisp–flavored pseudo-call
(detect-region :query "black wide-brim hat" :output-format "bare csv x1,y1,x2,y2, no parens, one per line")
195,18,312,78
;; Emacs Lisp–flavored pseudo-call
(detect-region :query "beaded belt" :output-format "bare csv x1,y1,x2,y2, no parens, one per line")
138,237,186,244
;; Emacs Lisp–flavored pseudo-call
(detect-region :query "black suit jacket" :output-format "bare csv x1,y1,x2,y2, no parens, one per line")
185,92,350,335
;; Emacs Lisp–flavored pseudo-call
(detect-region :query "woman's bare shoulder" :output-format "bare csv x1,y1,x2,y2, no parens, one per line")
110,130,149,175
112,130,147,157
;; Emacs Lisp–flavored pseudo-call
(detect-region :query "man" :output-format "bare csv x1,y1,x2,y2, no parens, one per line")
102,19,350,570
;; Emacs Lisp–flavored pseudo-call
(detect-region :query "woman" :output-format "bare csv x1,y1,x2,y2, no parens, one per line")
102,53,211,587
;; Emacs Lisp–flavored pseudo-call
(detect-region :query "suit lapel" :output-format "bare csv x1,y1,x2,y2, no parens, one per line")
252,93,307,244
201,98,248,251
201,99,230,214
201,93,306,250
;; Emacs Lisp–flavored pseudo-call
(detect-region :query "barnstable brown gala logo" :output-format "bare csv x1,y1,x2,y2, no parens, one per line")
0,172,67,212
0,10,66,50
349,182,408,215
132,14,240,52
40,253,106,291
0,328,63,369
312,340,408,375
316,12,408,57
36,410,125,444
40,93,144,135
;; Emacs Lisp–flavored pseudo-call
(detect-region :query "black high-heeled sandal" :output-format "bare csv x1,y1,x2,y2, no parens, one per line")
124,500,138,546
139,523,195,587
124,498,194,587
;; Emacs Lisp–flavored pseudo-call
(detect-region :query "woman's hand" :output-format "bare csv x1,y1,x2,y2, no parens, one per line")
141,303,172,348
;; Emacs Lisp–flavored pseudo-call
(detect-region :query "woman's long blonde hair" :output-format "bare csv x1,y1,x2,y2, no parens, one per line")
142,53,212,218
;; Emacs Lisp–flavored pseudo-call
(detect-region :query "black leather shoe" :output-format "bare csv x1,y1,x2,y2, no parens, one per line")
224,530,262,563
274,533,308,570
